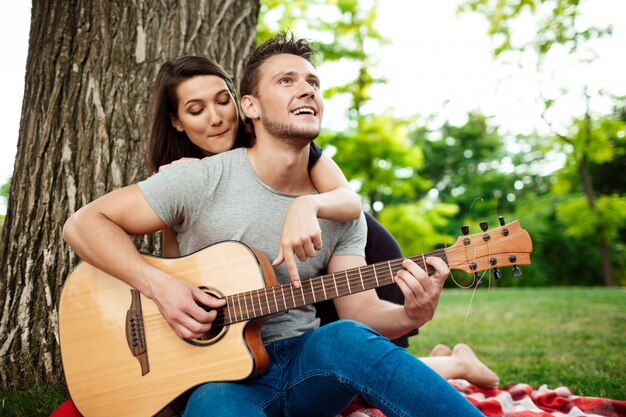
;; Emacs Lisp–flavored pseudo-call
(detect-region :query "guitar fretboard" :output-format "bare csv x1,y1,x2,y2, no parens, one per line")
216,249,446,326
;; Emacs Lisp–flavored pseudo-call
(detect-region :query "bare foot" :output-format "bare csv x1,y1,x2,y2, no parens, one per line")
452,343,499,389
430,344,453,357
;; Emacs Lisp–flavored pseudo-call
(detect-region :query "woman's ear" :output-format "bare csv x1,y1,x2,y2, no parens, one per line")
241,95,259,120
170,114,184,132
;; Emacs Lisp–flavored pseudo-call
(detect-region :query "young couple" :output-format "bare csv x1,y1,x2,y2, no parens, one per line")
64,33,493,416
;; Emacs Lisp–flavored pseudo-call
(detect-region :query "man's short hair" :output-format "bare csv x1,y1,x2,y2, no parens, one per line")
240,31,317,98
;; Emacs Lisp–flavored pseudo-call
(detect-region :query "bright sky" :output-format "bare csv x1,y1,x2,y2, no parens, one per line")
1,1,625,214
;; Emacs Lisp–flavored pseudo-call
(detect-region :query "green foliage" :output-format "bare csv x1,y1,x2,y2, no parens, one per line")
558,194,626,242
0,177,9,199
378,202,458,257
318,113,430,212
259,0,626,286
0,177,9,235
457,0,612,57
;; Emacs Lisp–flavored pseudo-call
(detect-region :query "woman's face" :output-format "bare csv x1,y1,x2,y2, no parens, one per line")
171,75,239,156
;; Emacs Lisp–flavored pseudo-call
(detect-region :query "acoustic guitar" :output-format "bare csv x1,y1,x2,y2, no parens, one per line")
59,219,532,417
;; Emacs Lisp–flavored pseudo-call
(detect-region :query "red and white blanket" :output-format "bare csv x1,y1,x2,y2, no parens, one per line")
341,380,626,417
51,381,626,417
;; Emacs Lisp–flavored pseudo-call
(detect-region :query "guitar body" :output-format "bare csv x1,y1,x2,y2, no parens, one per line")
59,220,532,417
59,241,274,417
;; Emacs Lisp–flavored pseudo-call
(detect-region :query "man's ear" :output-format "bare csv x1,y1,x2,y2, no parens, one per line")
241,95,260,120
170,114,184,132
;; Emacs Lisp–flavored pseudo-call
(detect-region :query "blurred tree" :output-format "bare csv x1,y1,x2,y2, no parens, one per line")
460,0,623,286
457,0,612,57
0,0,259,389
551,100,626,285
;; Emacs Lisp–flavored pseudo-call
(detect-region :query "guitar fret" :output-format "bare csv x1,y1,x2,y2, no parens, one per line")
421,253,426,269
300,283,305,306
345,270,351,294
290,285,296,308
388,261,394,283
238,294,245,319
256,289,262,316
244,294,250,319
281,286,288,310
373,265,379,286
311,279,316,303
250,293,256,317
358,267,365,290
272,287,279,313
321,277,328,299
264,289,270,315
226,297,233,324
332,273,338,297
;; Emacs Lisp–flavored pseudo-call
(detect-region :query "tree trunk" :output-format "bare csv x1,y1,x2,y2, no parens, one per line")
0,0,259,388
580,104,615,286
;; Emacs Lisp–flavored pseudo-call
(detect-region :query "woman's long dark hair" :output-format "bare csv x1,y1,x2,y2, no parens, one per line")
147,56,250,172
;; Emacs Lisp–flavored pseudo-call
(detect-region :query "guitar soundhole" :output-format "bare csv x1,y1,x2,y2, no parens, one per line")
186,287,228,346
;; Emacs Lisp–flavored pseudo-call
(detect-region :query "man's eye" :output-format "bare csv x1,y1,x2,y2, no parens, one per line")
279,78,292,85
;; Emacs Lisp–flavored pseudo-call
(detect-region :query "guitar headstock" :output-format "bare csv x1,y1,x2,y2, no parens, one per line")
444,219,532,277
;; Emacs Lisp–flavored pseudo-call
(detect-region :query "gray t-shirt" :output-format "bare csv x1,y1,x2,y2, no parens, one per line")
138,148,366,342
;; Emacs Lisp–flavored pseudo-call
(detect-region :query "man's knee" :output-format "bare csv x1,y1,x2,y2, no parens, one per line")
307,320,393,361
183,383,266,417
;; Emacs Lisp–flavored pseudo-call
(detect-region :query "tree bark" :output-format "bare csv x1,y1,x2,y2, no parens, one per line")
0,0,259,388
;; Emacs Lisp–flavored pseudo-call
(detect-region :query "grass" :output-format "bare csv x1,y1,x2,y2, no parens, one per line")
1,287,625,416
408,286,626,399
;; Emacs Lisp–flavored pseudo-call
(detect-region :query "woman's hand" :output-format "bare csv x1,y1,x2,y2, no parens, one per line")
273,196,322,288
158,157,199,172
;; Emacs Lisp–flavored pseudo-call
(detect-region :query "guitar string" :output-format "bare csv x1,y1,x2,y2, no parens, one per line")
138,253,481,327
138,253,479,328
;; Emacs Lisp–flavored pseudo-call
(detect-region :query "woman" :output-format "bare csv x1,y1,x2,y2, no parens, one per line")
147,56,499,389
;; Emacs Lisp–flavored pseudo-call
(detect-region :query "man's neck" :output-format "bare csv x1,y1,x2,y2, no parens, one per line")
247,137,315,195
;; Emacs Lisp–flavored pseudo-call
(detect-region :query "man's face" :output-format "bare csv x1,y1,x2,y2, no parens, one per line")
253,53,324,146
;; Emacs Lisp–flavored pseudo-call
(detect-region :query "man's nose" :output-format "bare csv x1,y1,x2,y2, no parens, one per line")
297,80,316,98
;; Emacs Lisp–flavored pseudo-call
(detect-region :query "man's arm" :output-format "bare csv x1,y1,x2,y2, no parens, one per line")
63,184,224,338
330,255,448,340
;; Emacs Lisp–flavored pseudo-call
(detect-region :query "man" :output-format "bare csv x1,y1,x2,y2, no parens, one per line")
63,33,483,416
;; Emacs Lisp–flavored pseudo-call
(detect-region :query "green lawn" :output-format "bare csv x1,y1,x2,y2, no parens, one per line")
408,286,626,400
1,287,625,416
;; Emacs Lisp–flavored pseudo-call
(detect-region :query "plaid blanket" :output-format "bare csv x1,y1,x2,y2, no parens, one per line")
341,380,626,417
51,381,626,417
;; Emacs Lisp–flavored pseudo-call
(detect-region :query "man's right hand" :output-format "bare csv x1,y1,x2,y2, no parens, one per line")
148,272,226,339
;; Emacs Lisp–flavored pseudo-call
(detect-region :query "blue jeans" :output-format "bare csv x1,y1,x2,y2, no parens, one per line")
183,320,483,417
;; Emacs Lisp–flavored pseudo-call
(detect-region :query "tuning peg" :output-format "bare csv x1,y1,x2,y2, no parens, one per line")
474,272,483,286
480,221,488,231
512,265,522,277
493,267,501,280
498,216,505,226
461,225,470,236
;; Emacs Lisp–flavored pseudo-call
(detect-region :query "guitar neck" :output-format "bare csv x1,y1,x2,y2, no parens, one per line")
220,249,446,325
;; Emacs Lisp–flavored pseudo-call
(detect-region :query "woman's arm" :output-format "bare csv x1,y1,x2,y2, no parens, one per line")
162,227,181,257
274,154,363,286
308,154,361,221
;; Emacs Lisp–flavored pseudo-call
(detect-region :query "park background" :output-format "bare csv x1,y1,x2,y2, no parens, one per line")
0,1,624,415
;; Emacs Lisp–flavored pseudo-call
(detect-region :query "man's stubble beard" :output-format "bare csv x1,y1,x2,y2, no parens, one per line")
261,115,319,148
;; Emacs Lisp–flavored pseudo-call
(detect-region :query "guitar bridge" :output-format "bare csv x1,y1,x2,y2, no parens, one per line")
126,289,150,376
